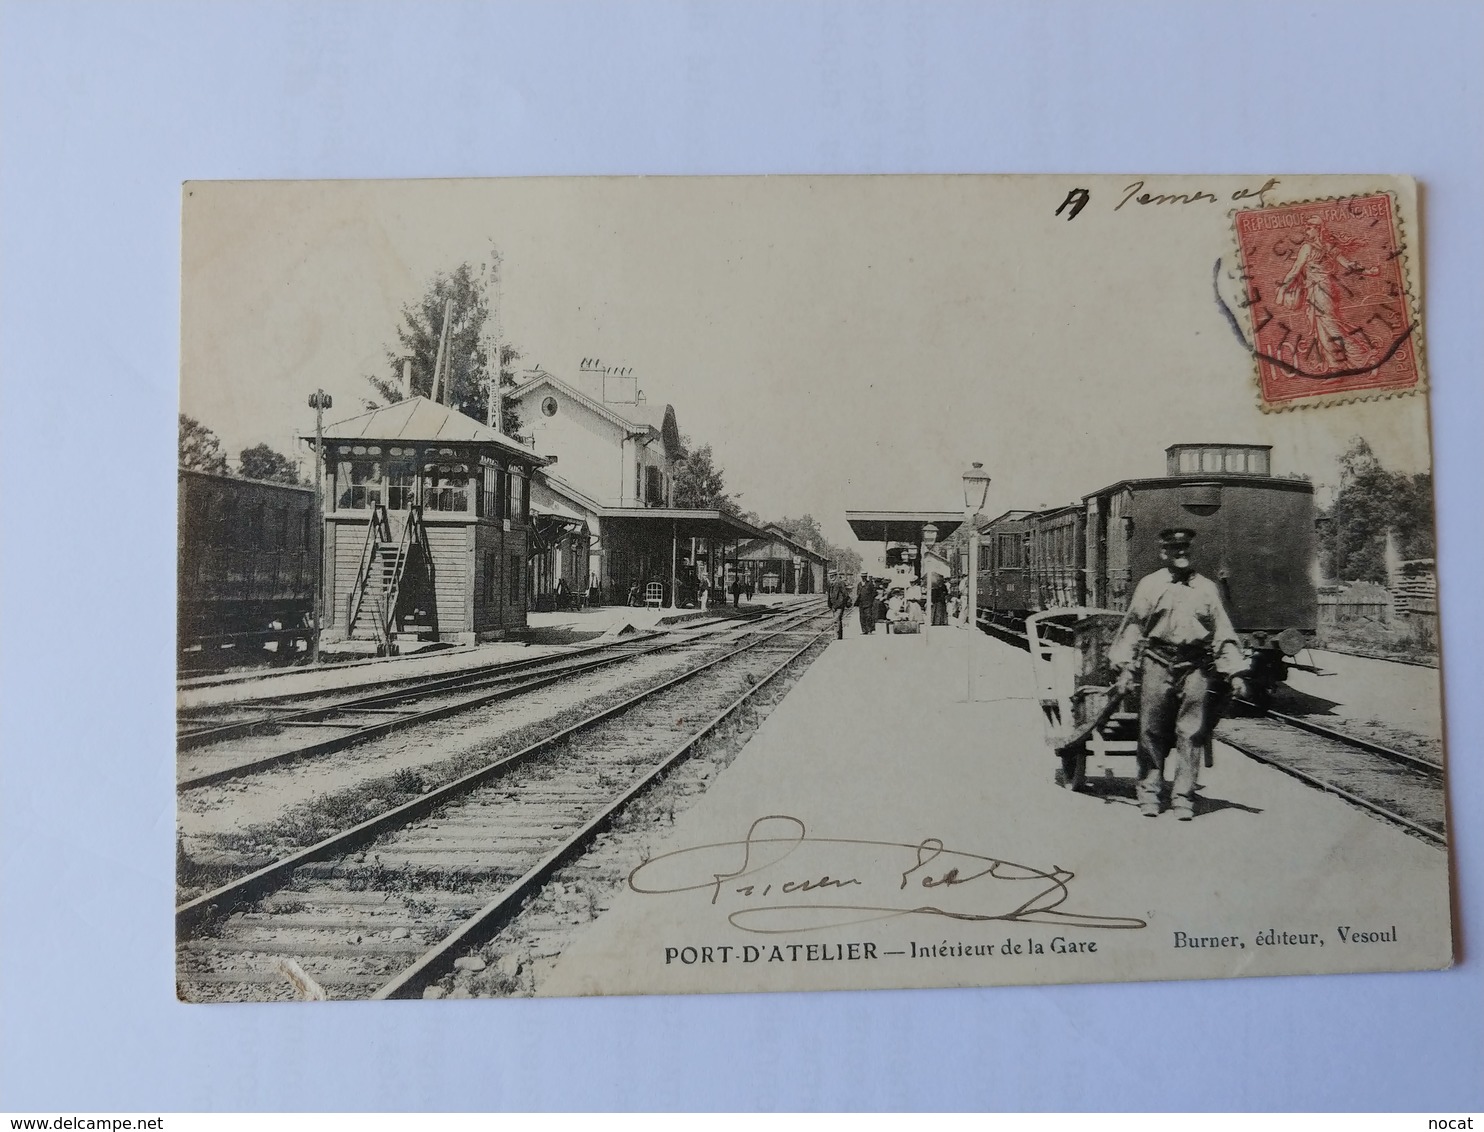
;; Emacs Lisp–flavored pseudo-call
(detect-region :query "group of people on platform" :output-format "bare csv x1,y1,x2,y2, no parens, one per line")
826,571,952,639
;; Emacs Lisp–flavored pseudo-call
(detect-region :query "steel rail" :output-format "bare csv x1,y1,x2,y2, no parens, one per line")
1212,728,1446,847
371,621,831,999
177,602,823,789
176,630,666,749
1246,705,1444,776
177,602,804,747
179,600,808,742
175,606,831,934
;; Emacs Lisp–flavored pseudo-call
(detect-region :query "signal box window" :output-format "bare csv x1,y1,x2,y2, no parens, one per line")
387,461,416,511
505,472,526,522
339,461,383,510
426,466,470,513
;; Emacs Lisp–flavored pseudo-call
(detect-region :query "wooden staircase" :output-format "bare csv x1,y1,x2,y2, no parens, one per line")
347,504,437,644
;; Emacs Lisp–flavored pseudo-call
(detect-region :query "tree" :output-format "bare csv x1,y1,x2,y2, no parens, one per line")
770,513,862,577
1318,437,1436,582
673,436,734,511
365,257,523,437
239,443,305,486
179,414,229,474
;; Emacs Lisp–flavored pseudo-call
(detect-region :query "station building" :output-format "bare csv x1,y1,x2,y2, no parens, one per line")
733,525,831,595
511,362,763,607
308,396,549,644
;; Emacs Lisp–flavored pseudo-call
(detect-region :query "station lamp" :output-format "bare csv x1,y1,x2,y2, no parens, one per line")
960,461,991,701
962,461,992,513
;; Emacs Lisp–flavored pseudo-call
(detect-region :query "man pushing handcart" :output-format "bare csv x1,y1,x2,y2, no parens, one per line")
1030,528,1249,820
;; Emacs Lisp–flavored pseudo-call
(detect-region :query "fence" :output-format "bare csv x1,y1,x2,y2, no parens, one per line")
1317,582,1392,628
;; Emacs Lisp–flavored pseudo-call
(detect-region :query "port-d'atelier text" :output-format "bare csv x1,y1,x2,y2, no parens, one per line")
665,942,877,965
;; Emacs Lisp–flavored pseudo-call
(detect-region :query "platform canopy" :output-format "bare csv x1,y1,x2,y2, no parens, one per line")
597,506,765,542
845,510,965,545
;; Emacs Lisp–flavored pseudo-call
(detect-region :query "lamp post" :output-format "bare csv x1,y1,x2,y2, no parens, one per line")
961,461,991,702
307,390,333,665
921,522,939,644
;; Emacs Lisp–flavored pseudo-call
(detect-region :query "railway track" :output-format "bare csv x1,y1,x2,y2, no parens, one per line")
1215,708,1446,847
178,602,818,790
176,606,833,1001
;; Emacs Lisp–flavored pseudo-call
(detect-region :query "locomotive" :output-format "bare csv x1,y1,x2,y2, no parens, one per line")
178,468,318,665
976,443,1318,699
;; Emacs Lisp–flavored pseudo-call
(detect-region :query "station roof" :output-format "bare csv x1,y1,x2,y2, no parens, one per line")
760,525,831,564
309,397,546,464
596,506,765,542
845,511,965,544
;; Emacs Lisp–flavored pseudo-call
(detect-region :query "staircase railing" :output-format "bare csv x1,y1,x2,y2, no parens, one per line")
380,504,423,639
347,503,392,631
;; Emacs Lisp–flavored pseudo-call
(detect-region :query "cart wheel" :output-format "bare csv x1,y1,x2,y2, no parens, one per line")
1056,750,1086,791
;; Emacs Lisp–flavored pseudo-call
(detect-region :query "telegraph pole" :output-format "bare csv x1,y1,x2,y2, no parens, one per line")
307,389,333,665
486,250,504,431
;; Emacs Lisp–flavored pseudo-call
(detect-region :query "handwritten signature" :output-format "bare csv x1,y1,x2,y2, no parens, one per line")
627,815,1146,934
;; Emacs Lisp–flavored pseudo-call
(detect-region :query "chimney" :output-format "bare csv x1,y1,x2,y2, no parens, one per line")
402,358,413,395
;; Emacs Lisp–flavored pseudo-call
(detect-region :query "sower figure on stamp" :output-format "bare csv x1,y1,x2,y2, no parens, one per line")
826,572,853,640
1108,529,1248,820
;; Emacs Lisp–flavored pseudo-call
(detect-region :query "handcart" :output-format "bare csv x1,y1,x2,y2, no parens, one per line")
1025,609,1141,790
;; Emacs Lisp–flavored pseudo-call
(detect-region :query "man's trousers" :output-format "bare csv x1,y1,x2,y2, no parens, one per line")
1136,656,1215,812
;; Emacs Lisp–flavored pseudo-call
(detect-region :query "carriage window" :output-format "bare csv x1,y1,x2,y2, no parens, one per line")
998,534,1021,569
339,460,383,510
1248,449,1269,475
1200,449,1222,473
425,466,470,512
1178,450,1199,473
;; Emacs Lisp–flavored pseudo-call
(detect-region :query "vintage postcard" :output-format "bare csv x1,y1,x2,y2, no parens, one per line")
177,175,1450,1002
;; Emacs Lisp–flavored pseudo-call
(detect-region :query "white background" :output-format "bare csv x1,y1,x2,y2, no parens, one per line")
1,0,1479,1112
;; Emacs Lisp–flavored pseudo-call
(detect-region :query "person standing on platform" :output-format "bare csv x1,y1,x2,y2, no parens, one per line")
856,573,878,636
827,572,852,640
930,573,949,626
1108,528,1248,820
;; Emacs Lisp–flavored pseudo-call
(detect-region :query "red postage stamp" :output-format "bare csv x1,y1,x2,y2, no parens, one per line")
1234,193,1423,409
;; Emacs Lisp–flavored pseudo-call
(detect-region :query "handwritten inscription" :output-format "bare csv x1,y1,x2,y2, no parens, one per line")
627,814,1146,935
1056,178,1280,219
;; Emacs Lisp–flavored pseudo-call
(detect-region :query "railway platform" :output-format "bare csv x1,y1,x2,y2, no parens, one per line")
543,619,1451,996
